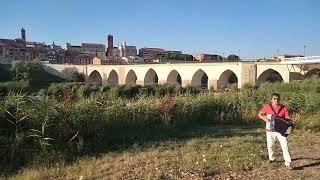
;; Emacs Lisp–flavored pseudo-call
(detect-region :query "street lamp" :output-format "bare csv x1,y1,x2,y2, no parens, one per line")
303,45,307,57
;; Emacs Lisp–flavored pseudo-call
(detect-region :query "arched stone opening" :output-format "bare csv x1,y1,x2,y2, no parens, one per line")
217,69,238,89
305,68,320,78
87,70,102,85
125,69,137,85
108,70,119,85
167,70,182,85
191,69,208,88
144,68,158,85
257,69,283,86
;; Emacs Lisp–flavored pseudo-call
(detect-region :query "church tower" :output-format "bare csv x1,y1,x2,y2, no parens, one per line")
21,27,26,42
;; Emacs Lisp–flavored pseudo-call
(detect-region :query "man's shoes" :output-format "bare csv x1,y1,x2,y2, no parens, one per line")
269,160,275,164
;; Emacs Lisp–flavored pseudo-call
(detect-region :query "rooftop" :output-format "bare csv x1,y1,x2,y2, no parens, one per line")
0,38,26,48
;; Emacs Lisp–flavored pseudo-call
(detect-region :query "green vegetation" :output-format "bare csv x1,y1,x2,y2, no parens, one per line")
0,81,29,96
0,64,11,82
6,127,320,179
11,60,46,86
226,54,240,62
0,60,65,96
0,74,320,178
69,71,86,82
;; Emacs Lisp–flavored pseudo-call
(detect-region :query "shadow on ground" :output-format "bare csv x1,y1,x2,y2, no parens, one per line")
293,159,320,170
0,123,263,176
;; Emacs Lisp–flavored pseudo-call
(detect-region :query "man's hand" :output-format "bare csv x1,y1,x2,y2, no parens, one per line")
258,112,270,123
263,117,270,123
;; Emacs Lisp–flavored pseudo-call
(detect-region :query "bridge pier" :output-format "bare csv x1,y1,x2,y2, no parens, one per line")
102,80,108,86
208,79,218,90
136,80,144,86
158,80,167,85
181,80,191,87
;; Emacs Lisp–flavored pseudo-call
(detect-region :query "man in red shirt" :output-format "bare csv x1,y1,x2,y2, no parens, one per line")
258,93,293,169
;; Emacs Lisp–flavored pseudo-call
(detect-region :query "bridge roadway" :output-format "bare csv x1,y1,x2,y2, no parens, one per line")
44,61,320,89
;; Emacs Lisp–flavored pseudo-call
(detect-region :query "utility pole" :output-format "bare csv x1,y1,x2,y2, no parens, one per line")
304,45,307,57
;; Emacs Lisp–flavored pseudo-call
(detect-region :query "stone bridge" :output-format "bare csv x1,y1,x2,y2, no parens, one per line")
44,62,320,89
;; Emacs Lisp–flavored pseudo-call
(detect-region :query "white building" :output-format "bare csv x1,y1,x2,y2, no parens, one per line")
119,42,137,58
121,56,144,64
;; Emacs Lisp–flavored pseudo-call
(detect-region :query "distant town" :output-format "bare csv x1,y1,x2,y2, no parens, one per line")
0,28,305,65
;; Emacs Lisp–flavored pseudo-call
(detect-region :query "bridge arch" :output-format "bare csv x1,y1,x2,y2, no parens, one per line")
217,69,238,89
125,69,137,85
144,68,158,85
289,72,305,81
191,69,208,88
167,70,182,85
305,68,320,78
87,70,102,85
257,69,283,86
108,70,119,85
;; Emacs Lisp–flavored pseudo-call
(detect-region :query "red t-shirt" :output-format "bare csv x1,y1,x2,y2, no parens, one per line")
259,104,290,119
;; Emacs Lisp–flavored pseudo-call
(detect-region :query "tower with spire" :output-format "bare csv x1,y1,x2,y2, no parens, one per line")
21,27,26,42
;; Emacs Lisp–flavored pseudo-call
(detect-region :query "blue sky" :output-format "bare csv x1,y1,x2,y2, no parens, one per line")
1,0,319,59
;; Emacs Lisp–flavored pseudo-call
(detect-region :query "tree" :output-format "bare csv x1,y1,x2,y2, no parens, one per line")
11,60,46,86
0,64,11,82
70,71,86,82
11,61,28,81
226,54,240,62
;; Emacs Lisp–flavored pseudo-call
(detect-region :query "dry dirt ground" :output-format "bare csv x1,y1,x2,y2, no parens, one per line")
206,131,320,180
81,131,320,180
8,128,320,180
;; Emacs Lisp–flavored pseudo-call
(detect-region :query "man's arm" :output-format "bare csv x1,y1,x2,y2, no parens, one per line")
258,105,270,123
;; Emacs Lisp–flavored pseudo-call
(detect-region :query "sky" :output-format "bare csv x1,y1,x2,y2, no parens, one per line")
0,0,319,59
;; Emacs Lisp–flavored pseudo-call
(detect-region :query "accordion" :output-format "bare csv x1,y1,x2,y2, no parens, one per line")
270,116,294,136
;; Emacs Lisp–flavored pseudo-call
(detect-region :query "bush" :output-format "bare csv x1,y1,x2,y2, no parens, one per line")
47,83,64,99
122,85,140,99
76,85,92,98
242,82,258,91
185,84,198,95
11,60,46,86
0,81,29,96
69,72,85,82
0,65,12,82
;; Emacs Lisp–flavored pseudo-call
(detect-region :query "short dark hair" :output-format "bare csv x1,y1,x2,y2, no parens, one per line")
271,93,280,99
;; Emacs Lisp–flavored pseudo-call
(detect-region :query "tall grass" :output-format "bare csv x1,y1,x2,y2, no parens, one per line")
1,77,320,174
0,81,29,96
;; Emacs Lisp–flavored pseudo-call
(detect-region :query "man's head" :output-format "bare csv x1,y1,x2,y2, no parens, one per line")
271,93,281,105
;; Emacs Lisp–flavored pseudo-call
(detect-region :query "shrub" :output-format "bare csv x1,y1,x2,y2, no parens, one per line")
155,84,167,97
0,81,29,96
69,72,85,82
76,85,91,98
11,60,46,86
122,85,140,99
242,82,258,91
47,84,64,99
185,84,198,95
